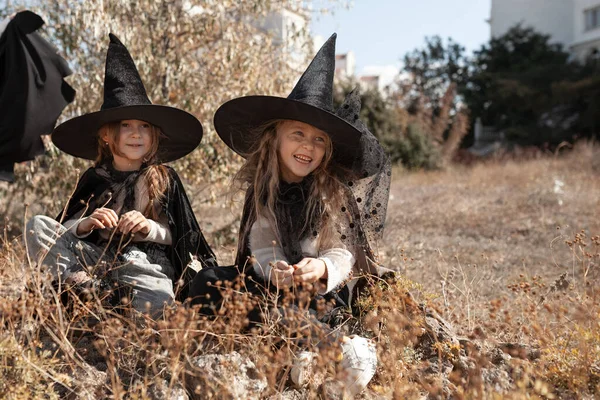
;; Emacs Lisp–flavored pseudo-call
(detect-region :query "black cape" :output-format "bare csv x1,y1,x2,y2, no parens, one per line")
56,166,218,300
234,181,394,311
0,11,75,182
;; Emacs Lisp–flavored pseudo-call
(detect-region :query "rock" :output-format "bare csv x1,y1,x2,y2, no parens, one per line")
319,379,346,400
488,347,511,366
148,379,189,400
186,351,267,400
498,342,540,360
62,363,109,400
267,389,308,400
420,307,461,346
289,351,326,389
481,367,512,394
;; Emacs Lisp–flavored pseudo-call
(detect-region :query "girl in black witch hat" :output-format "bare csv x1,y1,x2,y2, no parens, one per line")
25,34,217,317
190,34,393,395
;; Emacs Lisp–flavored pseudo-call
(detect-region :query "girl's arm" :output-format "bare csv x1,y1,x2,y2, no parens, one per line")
139,216,172,245
294,225,357,294
316,247,355,294
64,208,118,238
120,211,172,245
292,243,355,294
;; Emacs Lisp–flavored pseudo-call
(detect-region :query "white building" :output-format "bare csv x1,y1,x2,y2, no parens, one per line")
334,52,356,79
490,0,574,46
572,0,600,58
184,1,311,70
358,75,380,92
490,0,600,60
258,4,311,70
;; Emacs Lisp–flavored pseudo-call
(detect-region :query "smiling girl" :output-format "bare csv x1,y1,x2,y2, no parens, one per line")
25,34,216,317
190,33,392,395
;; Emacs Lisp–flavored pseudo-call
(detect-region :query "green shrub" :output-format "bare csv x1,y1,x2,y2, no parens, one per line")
383,123,441,170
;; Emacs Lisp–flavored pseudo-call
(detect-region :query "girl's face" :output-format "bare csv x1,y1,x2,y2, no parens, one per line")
103,119,153,171
276,120,329,183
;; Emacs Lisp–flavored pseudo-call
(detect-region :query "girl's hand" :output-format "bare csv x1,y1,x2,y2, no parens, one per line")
117,210,151,236
293,257,327,284
77,207,118,235
270,260,294,289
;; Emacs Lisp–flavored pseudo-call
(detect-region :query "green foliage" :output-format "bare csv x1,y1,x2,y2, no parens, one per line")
334,82,441,170
400,25,600,148
400,35,468,112
553,58,600,137
391,124,441,170
461,25,583,146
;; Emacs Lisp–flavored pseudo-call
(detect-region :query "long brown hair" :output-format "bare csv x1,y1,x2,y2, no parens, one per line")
96,121,170,219
234,119,346,246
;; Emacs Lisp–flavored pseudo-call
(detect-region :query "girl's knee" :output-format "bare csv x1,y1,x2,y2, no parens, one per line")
26,215,64,237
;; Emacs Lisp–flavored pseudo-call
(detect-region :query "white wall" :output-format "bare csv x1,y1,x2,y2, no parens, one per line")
258,7,309,70
335,51,355,78
573,0,600,53
490,0,574,46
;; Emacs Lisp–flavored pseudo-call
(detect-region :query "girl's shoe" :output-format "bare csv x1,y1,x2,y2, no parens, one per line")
338,335,377,397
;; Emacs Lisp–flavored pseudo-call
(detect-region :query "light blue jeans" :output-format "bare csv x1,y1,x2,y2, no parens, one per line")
25,215,176,316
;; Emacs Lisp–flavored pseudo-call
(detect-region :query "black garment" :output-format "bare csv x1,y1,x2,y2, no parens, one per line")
191,178,350,325
0,11,75,182
189,265,349,332
189,265,263,320
57,165,218,300
234,177,318,269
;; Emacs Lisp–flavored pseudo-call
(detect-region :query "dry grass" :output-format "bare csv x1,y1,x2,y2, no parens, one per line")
0,142,599,399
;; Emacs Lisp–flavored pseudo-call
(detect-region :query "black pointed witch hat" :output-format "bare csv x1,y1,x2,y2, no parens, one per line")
213,33,361,168
52,34,203,162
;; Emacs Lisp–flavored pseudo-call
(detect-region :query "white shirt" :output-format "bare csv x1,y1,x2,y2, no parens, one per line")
249,214,355,294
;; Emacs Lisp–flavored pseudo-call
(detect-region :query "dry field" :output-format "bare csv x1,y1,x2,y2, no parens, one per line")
0,142,599,399
382,144,599,330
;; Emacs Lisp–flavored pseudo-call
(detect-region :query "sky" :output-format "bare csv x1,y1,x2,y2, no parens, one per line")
310,0,492,87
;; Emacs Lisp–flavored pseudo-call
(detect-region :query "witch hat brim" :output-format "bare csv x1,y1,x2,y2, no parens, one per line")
52,105,203,162
51,33,202,162
213,33,362,169
214,95,361,166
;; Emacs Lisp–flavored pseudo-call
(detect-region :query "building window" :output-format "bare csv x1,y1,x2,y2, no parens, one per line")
585,7,600,31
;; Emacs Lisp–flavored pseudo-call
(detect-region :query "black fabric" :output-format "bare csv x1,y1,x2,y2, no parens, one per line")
275,177,318,264
234,177,319,269
189,265,263,321
101,33,151,110
51,34,203,163
0,11,75,182
332,89,395,299
213,33,363,169
189,265,349,332
95,160,145,214
287,34,335,112
332,89,391,254
56,165,218,300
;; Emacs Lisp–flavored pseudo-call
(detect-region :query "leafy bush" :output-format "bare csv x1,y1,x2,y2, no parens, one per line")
383,123,441,170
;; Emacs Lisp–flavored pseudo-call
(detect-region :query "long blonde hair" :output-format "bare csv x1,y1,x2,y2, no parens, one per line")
96,121,171,219
234,119,346,246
